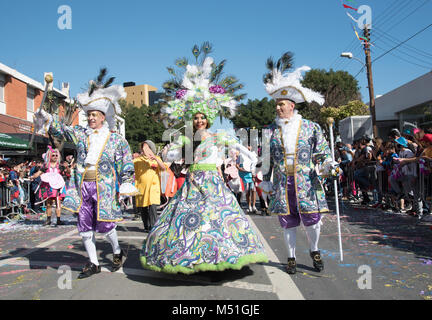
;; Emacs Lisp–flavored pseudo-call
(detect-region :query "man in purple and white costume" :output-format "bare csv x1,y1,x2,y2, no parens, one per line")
263,53,336,274
34,75,138,279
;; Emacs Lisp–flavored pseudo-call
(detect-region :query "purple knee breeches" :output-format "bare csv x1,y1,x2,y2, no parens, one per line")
77,181,116,233
278,176,321,229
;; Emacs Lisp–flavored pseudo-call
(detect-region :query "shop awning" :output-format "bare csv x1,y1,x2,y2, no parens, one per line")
0,133,30,150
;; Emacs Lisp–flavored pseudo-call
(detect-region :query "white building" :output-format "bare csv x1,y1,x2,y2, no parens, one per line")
375,71,432,136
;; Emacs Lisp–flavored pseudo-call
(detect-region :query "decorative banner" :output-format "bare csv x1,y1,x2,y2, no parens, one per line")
341,0,372,44
343,4,358,11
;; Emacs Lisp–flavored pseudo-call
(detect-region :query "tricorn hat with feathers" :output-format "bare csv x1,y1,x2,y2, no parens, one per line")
76,68,126,130
160,42,246,127
263,52,325,105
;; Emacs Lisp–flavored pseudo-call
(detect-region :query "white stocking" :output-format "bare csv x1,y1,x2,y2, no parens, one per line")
283,228,297,258
81,231,99,266
305,222,321,253
105,228,121,255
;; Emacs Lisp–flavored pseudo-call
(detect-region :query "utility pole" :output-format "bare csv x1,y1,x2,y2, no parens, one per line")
363,27,378,138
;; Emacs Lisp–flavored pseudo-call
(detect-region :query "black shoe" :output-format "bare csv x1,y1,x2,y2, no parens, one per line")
78,262,101,279
286,258,297,274
416,212,424,220
112,250,125,272
43,217,51,226
56,218,65,226
310,251,324,272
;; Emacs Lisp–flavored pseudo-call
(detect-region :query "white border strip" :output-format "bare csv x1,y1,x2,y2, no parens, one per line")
246,215,305,300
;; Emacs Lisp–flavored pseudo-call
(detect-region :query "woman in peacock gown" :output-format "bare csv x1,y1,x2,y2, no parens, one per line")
140,44,268,274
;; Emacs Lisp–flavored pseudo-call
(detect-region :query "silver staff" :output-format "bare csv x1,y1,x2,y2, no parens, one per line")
327,117,344,262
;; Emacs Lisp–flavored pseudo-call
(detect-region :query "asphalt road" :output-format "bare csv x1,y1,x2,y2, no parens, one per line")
0,198,431,302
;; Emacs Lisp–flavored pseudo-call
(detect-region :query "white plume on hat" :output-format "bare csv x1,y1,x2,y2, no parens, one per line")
263,52,325,105
77,85,126,130
265,66,325,105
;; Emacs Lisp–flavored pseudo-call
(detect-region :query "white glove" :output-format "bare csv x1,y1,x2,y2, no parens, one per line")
33,109,52,135
319,160,340,177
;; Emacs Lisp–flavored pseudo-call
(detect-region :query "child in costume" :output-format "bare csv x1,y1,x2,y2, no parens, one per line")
140,43,268,274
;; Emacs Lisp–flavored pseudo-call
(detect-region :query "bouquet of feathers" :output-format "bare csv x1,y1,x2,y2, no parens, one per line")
263,52,325,105
160,42,246,127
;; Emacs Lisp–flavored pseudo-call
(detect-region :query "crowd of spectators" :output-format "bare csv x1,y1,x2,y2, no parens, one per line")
335,127,432,221
4,127,432,224
0,154,75,217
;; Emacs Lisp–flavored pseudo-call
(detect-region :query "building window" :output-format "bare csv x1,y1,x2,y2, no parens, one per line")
0,80,4,102
27,88,35,111
0,73,5,102
0,74,5,114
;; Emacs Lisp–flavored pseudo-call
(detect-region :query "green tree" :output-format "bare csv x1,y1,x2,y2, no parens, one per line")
122,102,167,153
301,69,361,108
320,100,370,135
230,98,276,129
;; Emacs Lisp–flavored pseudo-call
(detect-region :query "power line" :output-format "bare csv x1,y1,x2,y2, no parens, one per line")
373,31,432,66
373,0,431,43
372,22,432,63
331,0,431,72
374,43,432,69
330,0,399,70
331,0,408,70
374,0,430,30
373,0,413,30
354,23,432,78
373,26,432,59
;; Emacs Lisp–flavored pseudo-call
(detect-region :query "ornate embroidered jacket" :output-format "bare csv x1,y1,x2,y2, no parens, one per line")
267,115,331,215
49,121,136,222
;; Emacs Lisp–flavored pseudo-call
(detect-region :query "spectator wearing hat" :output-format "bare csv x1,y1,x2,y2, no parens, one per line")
388,128,401,142
134,140,167,232
391,137,423,218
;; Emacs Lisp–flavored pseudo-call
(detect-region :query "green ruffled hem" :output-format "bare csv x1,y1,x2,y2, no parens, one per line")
140,253,269,275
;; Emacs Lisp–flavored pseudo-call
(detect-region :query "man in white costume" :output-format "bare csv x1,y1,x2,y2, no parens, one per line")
34,72,138,279
263,52,335,274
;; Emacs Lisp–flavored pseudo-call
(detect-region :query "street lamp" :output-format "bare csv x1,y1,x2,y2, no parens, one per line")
340,52,364,66
340,51,378,138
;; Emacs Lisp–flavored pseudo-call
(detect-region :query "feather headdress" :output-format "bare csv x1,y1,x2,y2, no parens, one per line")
263,52,325,105
160,42,245,127
76,68,126,130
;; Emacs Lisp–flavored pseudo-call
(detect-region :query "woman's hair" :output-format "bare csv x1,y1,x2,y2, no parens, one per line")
44,147,61,168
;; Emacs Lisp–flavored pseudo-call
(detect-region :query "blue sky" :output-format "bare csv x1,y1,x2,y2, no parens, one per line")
1,0,432,130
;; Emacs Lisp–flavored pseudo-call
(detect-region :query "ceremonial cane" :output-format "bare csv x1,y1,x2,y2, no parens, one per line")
29,74,53,149
327,117,344,262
